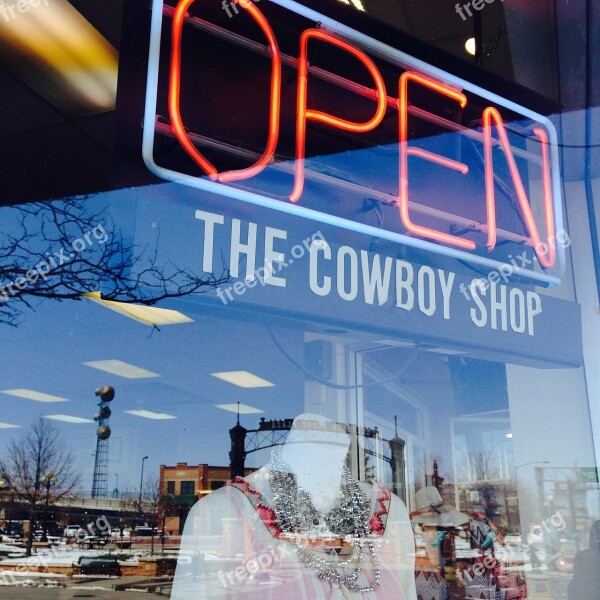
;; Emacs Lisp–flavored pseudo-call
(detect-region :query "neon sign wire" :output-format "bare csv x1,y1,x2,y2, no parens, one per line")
143,0,566,287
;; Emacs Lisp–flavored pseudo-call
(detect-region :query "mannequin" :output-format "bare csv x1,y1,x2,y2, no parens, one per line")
279,418,350,514
171,414,416,600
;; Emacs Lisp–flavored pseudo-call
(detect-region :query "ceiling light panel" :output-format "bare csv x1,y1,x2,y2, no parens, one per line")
43,415,94,424
210,371,275,388
83,360,160,379
1,389,69,402
125,410,177,420
215,403,264,414
83,292,194,326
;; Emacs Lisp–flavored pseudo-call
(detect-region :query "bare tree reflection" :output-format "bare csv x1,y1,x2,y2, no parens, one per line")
0,197,228,326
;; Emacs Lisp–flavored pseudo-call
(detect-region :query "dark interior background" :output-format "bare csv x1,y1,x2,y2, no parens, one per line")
0,0,596,208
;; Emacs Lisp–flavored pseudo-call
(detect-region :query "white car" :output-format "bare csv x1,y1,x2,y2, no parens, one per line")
63,525,83,539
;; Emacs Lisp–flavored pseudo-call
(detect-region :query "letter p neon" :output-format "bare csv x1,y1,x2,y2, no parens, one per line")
290,29,387,203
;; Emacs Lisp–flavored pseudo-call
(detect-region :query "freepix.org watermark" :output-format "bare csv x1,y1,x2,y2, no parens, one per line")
0,515,111,587
455,0,504,22
220,0,261,19
459,511,566,587
216,231,326,305
0,224,108,303
0,0,50,23
217,544,293,588
458,229,572,301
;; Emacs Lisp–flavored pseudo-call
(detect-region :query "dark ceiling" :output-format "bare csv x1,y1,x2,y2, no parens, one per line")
0,0,574,208
0,0,123,206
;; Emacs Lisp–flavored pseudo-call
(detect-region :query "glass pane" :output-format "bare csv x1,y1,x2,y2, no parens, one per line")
0,1,598,599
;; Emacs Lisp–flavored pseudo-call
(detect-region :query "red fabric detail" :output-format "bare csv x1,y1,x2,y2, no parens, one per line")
464,558,527,600
369,484,391,536
496,571,527,599
230,476,283,538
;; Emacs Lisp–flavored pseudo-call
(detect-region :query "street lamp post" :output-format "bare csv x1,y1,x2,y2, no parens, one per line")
160,512,166,556
515,461,551,472
139,456,148,516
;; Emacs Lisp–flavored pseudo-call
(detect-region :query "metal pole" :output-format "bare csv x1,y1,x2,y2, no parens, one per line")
44,480,50,542
139,456,148,516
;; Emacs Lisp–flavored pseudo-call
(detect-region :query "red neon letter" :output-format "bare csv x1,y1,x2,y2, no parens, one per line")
290,29,387,203
482,108,556,267
169,0,281,183
398,71,474,250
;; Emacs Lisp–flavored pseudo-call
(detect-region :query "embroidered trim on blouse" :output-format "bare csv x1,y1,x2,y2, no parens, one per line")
230,476,391,539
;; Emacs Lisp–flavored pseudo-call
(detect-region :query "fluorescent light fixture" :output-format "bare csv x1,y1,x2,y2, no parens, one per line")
215,403,264,415
0,423,21,429
337,0,366,11
506,433,513,439
0,0,118,116
83,292,194,326
44,415,94,424
374,340,416,348
1,389,69,403
465,37,476,56
83,360,160,379
125,410,177,420
211,371,275,388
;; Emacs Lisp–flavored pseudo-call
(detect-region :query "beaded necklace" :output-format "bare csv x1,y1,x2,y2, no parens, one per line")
268,446,381,594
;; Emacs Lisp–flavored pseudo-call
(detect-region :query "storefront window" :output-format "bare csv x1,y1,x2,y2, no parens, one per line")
0,1,598,599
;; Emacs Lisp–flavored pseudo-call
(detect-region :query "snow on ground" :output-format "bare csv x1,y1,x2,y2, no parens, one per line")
0,571,66,578
0,543,25,554
0,580,63,588
0,546,140,567
67,585,114,590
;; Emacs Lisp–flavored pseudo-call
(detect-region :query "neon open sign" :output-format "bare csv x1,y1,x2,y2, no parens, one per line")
143,0,566,287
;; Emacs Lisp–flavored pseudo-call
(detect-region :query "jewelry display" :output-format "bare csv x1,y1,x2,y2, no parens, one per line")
268,446,381,594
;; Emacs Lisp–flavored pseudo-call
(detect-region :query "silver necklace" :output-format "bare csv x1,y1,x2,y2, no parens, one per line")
268,447,381,594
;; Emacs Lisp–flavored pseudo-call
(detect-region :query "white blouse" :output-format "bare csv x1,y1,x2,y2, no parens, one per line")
171,467,417,600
